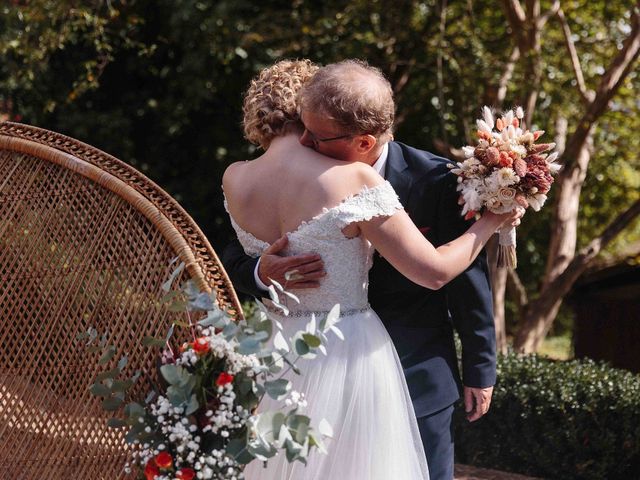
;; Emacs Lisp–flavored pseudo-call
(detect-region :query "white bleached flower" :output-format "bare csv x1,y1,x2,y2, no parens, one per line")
482,106,495,129
496,167,520,187
515,106,524,119
462,145,475,158
528,193,548,211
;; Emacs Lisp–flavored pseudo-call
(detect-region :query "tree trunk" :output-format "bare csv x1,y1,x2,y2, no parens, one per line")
514,197,640,352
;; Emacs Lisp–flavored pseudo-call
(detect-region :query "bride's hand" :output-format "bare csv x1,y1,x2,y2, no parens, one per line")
482,207,525,229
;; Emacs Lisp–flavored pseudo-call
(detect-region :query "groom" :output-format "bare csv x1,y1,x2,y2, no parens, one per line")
222,60,495,480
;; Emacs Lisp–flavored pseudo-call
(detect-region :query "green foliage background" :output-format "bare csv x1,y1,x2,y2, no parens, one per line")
1,0,638,334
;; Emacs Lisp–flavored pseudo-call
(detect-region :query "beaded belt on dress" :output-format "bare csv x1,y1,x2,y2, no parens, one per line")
263,303,371,318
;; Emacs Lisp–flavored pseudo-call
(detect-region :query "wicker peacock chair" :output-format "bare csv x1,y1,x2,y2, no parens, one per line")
0,122,242,479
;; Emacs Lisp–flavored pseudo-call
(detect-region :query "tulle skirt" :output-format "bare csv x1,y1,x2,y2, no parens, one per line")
243,307,429,480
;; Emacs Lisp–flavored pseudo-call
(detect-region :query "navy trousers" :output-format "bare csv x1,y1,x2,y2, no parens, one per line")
416,403,455,480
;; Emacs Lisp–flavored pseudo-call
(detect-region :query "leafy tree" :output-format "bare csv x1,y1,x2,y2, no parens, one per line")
2,0,638,351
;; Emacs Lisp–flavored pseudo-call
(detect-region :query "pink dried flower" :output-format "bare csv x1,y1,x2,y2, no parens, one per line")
513,157,528,177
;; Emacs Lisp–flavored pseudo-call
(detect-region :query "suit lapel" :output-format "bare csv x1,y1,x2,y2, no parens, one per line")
384,142,412,207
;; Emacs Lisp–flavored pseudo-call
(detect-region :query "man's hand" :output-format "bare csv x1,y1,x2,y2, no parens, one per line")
464,385,493,422
258,235,326,289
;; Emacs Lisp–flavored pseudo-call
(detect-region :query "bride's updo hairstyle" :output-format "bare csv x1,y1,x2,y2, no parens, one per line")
243,59,319,149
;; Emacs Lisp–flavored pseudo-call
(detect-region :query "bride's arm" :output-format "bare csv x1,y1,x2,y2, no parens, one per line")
359,209,514,290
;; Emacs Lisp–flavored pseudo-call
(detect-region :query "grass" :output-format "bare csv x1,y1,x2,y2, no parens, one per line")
537,335,574,360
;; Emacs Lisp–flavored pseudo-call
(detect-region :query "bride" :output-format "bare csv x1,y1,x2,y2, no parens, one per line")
222,60,520,480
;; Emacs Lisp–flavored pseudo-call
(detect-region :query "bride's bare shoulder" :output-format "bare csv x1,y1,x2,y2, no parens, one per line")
334,160,385,189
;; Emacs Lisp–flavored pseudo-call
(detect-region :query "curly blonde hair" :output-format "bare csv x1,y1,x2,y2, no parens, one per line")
242,59,319,149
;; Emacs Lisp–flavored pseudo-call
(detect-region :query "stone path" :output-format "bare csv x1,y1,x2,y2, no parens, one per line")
455,464,544,480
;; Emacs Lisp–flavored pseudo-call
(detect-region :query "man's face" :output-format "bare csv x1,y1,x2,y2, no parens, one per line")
299,109,359,162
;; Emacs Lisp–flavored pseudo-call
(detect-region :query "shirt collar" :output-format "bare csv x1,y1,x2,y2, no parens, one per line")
372,143,389,178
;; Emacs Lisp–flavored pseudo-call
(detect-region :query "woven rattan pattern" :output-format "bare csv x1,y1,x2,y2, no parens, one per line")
0,122,240,317
0,125,242,479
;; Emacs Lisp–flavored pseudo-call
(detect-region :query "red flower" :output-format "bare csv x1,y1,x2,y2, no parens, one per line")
193,337,210,355
216,372,234,387
144,459,160,480
177,468,196,480
154,451,173,469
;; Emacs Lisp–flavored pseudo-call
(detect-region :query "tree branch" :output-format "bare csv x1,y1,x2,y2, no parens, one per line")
501,0,527,50
496,46,520,107
562,7,640,172
507,268,529,314
556,7,593,104
538,0,560,28
432,138,465,161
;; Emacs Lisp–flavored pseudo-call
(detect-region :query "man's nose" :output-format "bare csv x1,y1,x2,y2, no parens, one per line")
299,129,315,148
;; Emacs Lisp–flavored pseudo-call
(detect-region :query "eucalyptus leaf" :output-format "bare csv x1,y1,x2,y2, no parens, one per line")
89,383,111,397
162,261,185,292
274,331,289,353
95,367,120,382
330,325,344,341
102,396,124,411
226,438,253,464
222,322,239,339
238,336,262,355
165,324,175,343
160,364,181,385
98,347,116,366
111,379,134,392
185,393,199,415
198,309,228,327
265,379,291,400
294,339,310,356
142,336,165,348
117,355,128,371
302,333,321,348
191,292,215,311
323,304,341,331
107,418,127,428
168,300,188,312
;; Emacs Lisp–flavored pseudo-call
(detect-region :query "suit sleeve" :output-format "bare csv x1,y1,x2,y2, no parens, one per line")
436,171,496,388
221,239,268,299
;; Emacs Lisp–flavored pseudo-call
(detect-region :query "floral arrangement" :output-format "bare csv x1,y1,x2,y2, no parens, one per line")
82,263,339,479
449,106,560,267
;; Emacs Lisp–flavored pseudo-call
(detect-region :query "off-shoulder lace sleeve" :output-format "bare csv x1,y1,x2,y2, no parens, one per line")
333,181,403,228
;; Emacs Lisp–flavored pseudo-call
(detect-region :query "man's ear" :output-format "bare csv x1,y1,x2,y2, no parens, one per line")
355,134,377,154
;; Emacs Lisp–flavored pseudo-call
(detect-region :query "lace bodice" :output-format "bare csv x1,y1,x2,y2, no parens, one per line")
225,181,403,312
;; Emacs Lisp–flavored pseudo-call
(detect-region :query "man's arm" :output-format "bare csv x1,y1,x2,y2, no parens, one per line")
437,171,496,421
221,236,326,299
221,239,266,299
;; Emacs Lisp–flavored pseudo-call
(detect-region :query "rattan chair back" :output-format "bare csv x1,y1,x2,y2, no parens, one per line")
0,122,242,479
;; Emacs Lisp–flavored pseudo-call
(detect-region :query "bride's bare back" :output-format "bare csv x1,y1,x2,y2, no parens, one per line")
223,133,376,243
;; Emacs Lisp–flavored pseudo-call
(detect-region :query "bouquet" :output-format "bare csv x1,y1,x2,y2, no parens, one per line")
82,264,339,480
449,106,560,268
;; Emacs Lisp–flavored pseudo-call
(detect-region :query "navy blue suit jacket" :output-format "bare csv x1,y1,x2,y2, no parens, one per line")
221,141,496,417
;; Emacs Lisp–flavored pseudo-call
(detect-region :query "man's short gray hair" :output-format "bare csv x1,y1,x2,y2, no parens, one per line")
299,59,395,142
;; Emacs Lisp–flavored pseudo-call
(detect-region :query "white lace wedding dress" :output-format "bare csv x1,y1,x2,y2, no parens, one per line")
226,181,429,480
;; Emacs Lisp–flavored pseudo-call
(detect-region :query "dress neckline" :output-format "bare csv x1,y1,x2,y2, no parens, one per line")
223,181,390,246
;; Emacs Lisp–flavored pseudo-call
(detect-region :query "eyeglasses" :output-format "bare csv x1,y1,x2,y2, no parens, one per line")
304,128,354,144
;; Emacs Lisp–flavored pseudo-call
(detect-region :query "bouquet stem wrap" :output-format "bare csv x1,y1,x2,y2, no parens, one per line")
497,226,517,268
